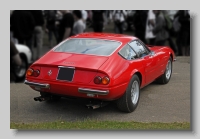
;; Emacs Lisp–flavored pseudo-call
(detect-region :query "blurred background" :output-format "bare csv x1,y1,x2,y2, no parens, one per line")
10,10,190,83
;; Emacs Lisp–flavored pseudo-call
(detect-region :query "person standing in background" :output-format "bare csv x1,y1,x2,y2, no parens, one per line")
81,10,88,31
72,10,86,35
86,10,93,28
44,10,59,47
58,10,74,43
162,10,178,55
145,10,156,45
175,10,190,56
92,10,105,32
29,10,45,60
10,10,35,52
152,10,169,46
112,10,127,34
132,10,148,43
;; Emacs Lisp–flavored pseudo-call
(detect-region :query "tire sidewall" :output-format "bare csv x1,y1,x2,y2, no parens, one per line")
163,57,172,84
126,74,140,112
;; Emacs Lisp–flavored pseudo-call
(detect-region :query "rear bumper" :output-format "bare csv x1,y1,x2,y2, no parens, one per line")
78,88,109,95
25,79,109,96
24,80,50,89
24,79,128,100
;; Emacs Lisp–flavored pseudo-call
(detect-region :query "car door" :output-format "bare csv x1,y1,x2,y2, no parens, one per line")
128,40,158,84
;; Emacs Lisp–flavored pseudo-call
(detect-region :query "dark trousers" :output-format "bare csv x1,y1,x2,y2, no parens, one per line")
155,40,166,46
135,31,146,44
147,38,155,45
48,25,59,44
93,21,103,32
167,37,178,54
114,21,124,34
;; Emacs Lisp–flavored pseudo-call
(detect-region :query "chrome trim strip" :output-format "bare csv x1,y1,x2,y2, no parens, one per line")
58,66,75,69
24,80,50,89
78,88,109,95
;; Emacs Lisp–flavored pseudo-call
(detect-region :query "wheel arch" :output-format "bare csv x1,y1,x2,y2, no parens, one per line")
131,70,142,88
134,72,142,87
170,53,174,61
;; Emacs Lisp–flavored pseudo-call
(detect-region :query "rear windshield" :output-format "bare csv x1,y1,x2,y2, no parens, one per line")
54,38,121,56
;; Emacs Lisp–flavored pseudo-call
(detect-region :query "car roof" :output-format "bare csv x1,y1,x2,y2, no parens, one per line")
70,32,137,43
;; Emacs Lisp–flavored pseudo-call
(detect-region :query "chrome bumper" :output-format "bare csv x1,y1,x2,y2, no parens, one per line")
24,80,108,96
24,80,50,89
78,88,109,95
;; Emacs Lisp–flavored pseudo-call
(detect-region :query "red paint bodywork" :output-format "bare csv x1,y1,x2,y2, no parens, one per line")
25,33,175,101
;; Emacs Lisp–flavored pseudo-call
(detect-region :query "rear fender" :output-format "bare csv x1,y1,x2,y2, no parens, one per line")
130,69,143,88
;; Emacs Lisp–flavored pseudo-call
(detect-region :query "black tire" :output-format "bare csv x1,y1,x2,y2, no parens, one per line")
116,74,140,113
14,56,27,81
156,57,172,84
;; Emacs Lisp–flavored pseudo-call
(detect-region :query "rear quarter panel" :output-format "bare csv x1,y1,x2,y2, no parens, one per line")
149,46,175,76
99,45,174,93
98,52,146,95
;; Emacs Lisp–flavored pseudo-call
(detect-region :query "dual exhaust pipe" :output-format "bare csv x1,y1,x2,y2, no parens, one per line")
86,101,109,109
34,96,50,102
34,96,109,110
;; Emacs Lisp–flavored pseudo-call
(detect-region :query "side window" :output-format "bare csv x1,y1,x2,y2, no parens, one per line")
138,39,151,53
118,44,137,60
129,40,149,57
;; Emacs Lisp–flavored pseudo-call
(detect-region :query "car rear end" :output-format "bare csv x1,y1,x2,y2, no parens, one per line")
24,38,127,100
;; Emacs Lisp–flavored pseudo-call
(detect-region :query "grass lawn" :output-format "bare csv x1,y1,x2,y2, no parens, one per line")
10,120,190,130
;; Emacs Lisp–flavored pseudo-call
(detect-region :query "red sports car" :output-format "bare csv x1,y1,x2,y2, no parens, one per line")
24,32,175,113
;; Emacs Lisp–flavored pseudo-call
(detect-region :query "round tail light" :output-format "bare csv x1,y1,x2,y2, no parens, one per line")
26,68,34,76
102,76,110,85
33,70,40,77
94,76,102,84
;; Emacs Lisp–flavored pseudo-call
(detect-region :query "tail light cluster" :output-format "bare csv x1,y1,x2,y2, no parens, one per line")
94,76,110,85
26,68,40,77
